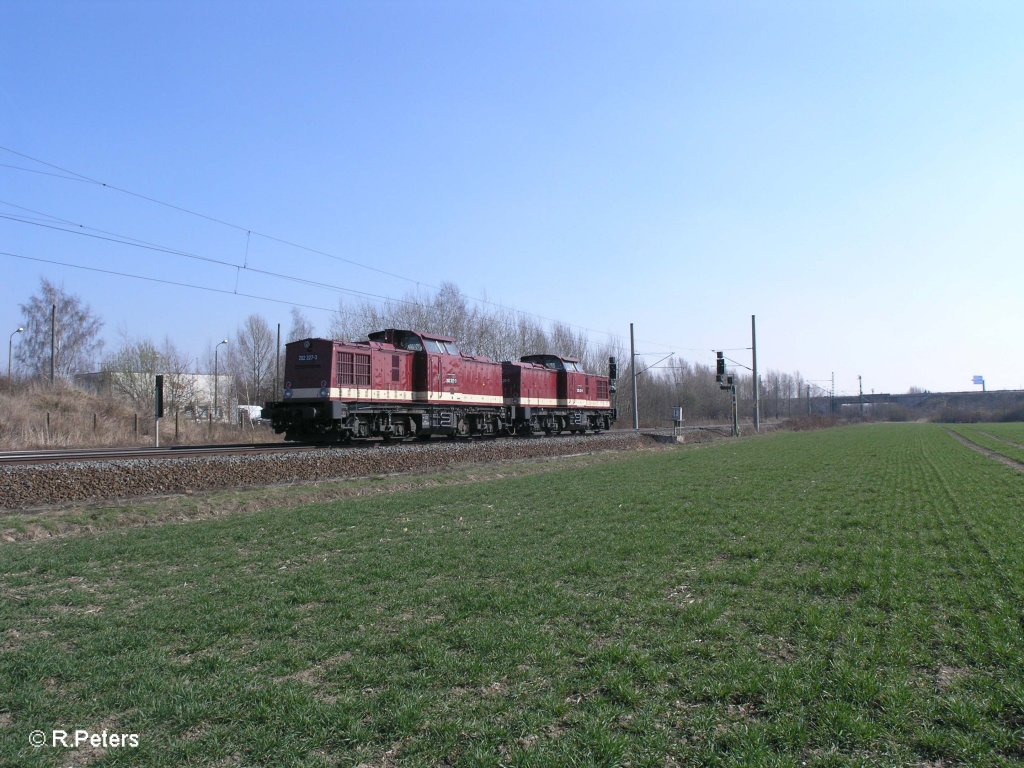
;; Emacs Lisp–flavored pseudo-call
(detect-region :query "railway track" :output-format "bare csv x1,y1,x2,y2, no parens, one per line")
0,442,320,465
0,432,618,466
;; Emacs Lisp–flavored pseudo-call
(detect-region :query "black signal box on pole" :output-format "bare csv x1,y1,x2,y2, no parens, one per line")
155,375,164,419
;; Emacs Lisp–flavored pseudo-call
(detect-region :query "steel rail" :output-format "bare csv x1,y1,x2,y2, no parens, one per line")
0,429,633,467
0,443,320,466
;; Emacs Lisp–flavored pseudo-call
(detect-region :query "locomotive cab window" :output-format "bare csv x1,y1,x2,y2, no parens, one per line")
395,332,423,352
422,339,460,355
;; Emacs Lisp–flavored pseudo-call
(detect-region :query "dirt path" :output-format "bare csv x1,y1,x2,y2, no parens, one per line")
946,430,1024,473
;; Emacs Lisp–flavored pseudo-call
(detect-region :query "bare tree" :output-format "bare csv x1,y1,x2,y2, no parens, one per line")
15,278,104,380
287,307,315,342
102,338,160,409
102,336,197,414
229,314,275,405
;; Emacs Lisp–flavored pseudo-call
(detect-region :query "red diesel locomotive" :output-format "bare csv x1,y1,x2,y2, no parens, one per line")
263,328,618,442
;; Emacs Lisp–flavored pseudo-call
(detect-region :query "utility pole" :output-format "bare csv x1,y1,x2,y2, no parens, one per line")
751,314,759,432
858,375,864,417
731,381,740,437
630,322,639,430
275,323,281,401
806,384,811,415
49,304,56,385
831,371,835,416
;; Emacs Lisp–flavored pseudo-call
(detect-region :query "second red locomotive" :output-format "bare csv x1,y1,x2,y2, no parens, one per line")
263,328,617,443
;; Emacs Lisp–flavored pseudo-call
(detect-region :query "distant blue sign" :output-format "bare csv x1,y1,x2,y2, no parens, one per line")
972,375,984,385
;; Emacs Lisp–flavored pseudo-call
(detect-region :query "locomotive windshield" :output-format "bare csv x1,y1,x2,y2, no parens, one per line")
366,329,460,355
521,354,584,372
424,339,460,355
402,338,424,351
395,332,423,352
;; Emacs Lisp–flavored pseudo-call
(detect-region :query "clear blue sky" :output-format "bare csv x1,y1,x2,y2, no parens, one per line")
2,1,1022,395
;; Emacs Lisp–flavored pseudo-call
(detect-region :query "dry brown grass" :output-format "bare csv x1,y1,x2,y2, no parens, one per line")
0,378,283,449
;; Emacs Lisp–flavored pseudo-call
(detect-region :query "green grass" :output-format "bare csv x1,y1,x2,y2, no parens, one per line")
1,450,636,541
976,422,1024,442
1,424,1022,767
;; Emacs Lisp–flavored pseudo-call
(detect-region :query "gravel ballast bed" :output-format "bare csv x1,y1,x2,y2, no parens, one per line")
0,432,650,510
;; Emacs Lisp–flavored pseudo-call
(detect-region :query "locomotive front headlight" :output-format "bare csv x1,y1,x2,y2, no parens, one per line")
320,387,329,398
284,389,293,400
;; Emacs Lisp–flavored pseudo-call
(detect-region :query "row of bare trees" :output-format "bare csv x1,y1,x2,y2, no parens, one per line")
12,277,821,426
615,363,817,428
328,282,621,374
322,282,822,427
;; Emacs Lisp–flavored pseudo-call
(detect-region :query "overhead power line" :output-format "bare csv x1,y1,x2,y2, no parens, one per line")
1,145,721,354
0,209,423,307
0,146,427,286
0,250,341,314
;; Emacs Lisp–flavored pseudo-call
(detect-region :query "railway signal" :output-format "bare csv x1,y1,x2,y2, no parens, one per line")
154,375,164,448
155,375,164,419
714,352,739,437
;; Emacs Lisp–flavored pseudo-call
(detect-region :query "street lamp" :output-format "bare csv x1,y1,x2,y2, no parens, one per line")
8,327,24,380
214,339,228,420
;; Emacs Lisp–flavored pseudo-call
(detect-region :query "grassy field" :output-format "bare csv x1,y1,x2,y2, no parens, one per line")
1,424,1022,767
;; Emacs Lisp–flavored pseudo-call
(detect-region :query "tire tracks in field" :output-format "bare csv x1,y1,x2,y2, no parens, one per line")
980,431,1024,451
945,429,1024,473
927,431,1024,630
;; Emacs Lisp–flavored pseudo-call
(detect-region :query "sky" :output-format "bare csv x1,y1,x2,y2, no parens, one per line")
2,0,1022,396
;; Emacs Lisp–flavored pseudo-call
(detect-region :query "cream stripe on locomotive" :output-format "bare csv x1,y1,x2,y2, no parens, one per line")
420,391,505,405
503,396,559,407
288,387,416,401
287,388,609,409
288,387,506,406
561,398,613,408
